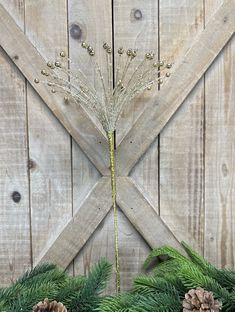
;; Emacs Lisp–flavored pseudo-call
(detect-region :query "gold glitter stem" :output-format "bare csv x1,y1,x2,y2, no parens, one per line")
107,130,120,293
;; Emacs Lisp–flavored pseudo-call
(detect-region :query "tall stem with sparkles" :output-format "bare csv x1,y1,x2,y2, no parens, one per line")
107,131,120,293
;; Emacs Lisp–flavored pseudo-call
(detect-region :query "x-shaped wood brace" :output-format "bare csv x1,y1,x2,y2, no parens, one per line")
0,0,234,269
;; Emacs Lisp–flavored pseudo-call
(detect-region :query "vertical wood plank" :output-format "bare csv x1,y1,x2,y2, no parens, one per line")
114,0,158,144
113,0,158,289
159,0,205,251
0,0,31,286
68,0,113,135
114,1,159,214
25,0,72,264
112,0,157,289
204,0,235,267
68,0,108,212
68,0,113,281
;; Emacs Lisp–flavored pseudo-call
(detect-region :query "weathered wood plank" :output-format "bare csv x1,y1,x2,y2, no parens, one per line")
159,0,204,252
114,0,159,213
67,0,114,283
0,3,109,175
114,0,158,144
68,0,113,135
204,0,235,268
74,209,150,293
130,139,159,212
25,0,73,265
116,0,235,175
36,175,186,271
72,144,101,213
67,0,113,205
36,177,112,269
0,1,31,286
117,177,184,251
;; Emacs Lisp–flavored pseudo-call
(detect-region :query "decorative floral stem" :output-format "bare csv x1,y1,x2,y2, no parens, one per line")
35,45,172,294
107,130,120,293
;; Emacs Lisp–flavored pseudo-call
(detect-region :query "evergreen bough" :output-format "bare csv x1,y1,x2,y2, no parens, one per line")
0,259,112,312
0,242,235,311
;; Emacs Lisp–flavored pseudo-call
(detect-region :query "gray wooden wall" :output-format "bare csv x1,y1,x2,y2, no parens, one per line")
0,0,234,292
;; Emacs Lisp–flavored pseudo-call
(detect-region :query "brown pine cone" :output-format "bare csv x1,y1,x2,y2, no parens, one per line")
183,288,222,312
33,298,67,312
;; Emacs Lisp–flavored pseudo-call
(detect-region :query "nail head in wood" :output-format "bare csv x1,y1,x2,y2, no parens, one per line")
12,191,21,203
70,23,82,40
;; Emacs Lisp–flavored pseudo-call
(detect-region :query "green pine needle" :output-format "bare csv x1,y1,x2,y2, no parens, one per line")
144,245,188,269
1,242,235,312
14,263,57,286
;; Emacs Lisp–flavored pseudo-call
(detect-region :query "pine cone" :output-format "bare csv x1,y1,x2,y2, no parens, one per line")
183,288,222,312
33,298,67,312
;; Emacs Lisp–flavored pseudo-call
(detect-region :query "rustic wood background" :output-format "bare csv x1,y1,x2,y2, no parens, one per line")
0,0,234,292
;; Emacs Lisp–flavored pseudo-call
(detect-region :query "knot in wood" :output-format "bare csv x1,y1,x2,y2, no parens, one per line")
12,191,21,203
133,9,142,20
28,159,36,170
70,23,82,40
222,163,228,176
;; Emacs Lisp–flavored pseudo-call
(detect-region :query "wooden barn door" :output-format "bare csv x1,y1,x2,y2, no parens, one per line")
0,0,234,291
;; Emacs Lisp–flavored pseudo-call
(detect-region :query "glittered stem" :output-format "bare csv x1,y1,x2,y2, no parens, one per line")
107,130,120,293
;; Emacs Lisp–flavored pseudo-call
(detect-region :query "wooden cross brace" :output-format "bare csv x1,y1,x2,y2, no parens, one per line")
0,0,234,269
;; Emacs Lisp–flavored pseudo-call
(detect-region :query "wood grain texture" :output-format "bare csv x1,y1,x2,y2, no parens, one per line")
25,0,72,264
116,0,235,176
130,139,159,211
72,143,101,212
204,0,235,267
68,2,152,290
74,209,150,293
117,177,184,251
0,0,31,286
36,177,112,269
116,1,159,214
113,0,158,144
0,0,235,288
0,3,109,175
159,0,204,252
67,0,113,206
67,0,114,283
68,0,113,135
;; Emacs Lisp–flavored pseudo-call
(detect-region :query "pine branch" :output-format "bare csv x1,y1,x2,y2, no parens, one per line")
82,258,112,297
133,275,179,299
0,267,67,309
178,264,231,303
55,276,86,308
68,259,112,311
153,258,182,277
8,282,59,312
144,246,188,269
129,293,181,312
182,241,235,290
14,263,57,286
181,242,212,271
97,293,142,312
